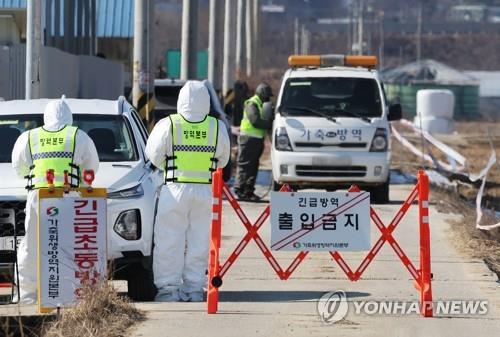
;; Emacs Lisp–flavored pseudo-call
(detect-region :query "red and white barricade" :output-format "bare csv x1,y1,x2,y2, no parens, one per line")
207,169,433,317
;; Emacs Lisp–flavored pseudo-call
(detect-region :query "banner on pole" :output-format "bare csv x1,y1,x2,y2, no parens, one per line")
37,188,107,313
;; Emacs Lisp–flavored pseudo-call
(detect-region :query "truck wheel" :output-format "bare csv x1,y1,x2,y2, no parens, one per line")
370,180,390,204
127,266,157,302
272,180,282,191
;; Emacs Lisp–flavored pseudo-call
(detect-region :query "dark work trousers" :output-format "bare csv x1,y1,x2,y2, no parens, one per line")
235,135,265,195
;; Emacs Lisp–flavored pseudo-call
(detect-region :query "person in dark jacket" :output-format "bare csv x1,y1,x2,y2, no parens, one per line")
234,83,274,201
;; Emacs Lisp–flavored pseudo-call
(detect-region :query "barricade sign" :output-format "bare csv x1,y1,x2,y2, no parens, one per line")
270,191,371,251
37,171,107,313
207,169,433,317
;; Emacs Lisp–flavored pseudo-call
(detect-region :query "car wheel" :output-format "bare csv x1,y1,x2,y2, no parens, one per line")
370,180,390,204
127,266,157,301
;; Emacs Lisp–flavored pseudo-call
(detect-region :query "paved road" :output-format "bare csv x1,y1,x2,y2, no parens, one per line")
131,183,500,337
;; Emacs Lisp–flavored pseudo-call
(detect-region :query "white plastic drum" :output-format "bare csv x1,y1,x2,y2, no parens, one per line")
413,116,455,134
416,89,455,119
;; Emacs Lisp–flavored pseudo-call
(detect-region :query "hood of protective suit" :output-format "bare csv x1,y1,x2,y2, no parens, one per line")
177,81,210,122
43,97,73,131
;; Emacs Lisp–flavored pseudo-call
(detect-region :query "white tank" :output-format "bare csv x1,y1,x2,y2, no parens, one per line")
416,89,455,119
413,116,455,134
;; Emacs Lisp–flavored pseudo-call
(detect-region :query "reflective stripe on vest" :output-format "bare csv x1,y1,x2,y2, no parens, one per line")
240,95,265,138
168,114,218,184
28,126,78,189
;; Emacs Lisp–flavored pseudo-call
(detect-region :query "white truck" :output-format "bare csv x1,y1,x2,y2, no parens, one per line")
271,55,402,203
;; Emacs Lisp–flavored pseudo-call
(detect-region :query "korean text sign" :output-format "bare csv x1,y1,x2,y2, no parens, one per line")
37,188,107,313
270,191,370,251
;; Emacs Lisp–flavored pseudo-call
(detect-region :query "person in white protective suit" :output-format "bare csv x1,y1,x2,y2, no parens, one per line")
146,81,230,302
11,97,99,303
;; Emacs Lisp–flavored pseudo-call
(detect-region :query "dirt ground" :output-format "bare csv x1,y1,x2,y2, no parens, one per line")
392,121,500,209
391,121,500,278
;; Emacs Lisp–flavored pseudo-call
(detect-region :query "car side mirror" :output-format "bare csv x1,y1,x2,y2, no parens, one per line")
388,103,402,121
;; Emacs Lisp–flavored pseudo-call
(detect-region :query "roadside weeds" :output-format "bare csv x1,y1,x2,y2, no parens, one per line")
42,283,144,337
431,187,500,279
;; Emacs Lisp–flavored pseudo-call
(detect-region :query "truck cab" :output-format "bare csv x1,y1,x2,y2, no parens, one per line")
271,55,402,203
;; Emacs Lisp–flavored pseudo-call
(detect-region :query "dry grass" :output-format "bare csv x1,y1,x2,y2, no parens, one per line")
391,121,500,278
431,188,500,277
42,283,144,337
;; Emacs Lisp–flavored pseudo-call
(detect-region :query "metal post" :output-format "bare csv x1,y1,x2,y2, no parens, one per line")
54,0,61,49
222,0,233,95
133,0,156,128
45,0,53,47
74,0,81,54
64,0,71,52
208,0,222,90
69,0,75,53
90,0,96,55
294,17,299,54
252,0,260,72
379,11,384,70
26,0,41,99
357,0,364,55
416,1,422,63
245,0,252,77
235,0,245,77
181,0,199,80
83,0,90,55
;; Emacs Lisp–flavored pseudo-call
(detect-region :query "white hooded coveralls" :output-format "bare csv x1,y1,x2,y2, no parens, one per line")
145,81,230,295
11,98,99,303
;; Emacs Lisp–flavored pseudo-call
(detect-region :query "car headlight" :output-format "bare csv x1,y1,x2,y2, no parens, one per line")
275,127,292,151
107,184,144,199
114,209,141,240
370,128,388,152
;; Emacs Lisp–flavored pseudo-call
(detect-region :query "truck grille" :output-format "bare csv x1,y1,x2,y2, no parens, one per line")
295,142,367,148
295,165,367,177
0,201,26,237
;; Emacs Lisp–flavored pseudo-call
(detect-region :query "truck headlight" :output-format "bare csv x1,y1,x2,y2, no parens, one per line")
107,184,144,199
370,128,388,152
114,209,141,240
275,127,292,151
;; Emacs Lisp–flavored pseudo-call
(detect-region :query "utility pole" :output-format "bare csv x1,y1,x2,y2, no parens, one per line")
252,0,260,74
26,0,41,99
245,0,253,77
181,0,199,80
235,0,245,77
208,0,223,90
357,0,364,55
133,0,156,128
379,11,385,70
222,0,234,95
416,1,422,63
300,24,309,55
294,17,300,54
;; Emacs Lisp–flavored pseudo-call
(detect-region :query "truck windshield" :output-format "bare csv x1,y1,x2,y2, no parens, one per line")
280,77,383,118
0,114,138,163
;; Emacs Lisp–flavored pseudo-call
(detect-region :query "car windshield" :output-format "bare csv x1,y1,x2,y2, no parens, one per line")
280,77,383,118
0,114,138,163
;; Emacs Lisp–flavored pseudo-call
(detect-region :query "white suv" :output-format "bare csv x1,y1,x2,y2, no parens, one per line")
0,97,163,300
272,55,402,203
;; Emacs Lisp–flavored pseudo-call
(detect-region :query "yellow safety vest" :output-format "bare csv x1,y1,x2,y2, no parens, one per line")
27,125,79,189
167,114,218,184
240,95,265,138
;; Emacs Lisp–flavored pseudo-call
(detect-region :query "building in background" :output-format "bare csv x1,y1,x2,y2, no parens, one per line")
382,60,479,119
0,0,125,100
